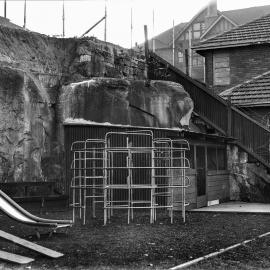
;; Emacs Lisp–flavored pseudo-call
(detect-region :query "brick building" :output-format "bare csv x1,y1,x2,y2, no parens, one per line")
147,1,270,82
193,14,270,127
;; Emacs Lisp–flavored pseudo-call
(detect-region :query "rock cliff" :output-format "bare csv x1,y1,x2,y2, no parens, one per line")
0,22,193,186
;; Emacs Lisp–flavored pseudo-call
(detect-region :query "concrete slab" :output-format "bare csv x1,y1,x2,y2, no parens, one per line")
190,201,270,213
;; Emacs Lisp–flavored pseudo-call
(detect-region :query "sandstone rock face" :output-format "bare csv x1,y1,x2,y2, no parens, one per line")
60,78,194,129
0,66,52,182
0,26,146,184
227,145,270,202
0,24,192,186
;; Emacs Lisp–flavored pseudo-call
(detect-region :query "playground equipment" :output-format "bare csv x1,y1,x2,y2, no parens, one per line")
0,189,73,231
0,229,64,264
71,130,190,225
0,189,71,264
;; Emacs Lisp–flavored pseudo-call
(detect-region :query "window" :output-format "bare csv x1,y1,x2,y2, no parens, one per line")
192,22,204,39
207,147,217,170
201,23,206,33
207,146,227,171
214,54,230,85
192,52,204,67
217,148,226,170
178,51,184,63
193,23,200,31
193,31,201,39
186,145,195,169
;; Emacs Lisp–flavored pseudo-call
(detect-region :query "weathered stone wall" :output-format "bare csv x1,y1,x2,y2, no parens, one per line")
227,145,270,202
59,78,194,130
0,66,53,182
0,24,147,184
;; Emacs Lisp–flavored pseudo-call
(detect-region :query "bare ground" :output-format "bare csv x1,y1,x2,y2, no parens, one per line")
0,208,270,269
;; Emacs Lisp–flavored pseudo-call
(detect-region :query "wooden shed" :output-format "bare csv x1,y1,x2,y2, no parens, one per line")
64,122,230,209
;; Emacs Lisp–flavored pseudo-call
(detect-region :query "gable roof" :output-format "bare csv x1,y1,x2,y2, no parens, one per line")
148,22,187,50
169,7,209,47
193,13,270,52
222,5,270,25
200,14,237,40
220,71,270,106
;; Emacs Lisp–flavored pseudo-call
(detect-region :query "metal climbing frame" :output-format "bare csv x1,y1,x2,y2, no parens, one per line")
70,130,190,225
70,139,105,225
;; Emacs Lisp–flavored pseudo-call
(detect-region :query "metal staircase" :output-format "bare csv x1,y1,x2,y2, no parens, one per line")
147,51,270,170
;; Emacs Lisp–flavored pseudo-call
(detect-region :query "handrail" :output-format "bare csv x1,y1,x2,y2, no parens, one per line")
148,51,270,169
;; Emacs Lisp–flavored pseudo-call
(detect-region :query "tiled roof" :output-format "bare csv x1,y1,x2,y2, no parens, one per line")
222,5,270,25
220,71,270,106
193,13,270,51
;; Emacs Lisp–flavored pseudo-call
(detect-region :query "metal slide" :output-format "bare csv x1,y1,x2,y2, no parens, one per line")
0,189,73,228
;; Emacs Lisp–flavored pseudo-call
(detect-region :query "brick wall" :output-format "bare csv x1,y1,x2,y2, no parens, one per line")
204,45,270,94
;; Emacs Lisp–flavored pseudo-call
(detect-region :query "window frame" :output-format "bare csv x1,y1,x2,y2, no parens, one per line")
213,53,230,86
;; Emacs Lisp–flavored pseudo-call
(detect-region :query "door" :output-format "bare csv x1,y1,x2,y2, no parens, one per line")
196,146,207,208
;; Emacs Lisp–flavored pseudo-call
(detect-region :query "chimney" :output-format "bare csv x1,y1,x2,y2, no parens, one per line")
205,0,218,28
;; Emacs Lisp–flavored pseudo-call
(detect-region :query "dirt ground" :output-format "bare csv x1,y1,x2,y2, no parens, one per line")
0,208,270,270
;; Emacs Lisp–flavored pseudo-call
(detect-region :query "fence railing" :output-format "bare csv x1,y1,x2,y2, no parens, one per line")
148,51,270,169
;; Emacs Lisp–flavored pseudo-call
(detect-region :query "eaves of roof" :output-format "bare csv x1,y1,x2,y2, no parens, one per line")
193,40,270,52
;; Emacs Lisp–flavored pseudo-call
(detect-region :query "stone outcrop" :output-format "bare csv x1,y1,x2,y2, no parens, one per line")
60,78,194,129
0,22,192,185
0,66,53,182
228,145,270,202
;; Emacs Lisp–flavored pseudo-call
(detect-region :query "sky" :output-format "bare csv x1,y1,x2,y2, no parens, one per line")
1,0,270,48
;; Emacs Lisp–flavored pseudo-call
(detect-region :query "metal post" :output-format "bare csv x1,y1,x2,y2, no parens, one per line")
62,0,65,37
4,0,6,18
130,7,133,49
23,0,26,28
144,25,149,79
104,0,107,42
185,49,189,76
227,96,232,137
172,20,175,66
152,9,155,52
188,29,192,77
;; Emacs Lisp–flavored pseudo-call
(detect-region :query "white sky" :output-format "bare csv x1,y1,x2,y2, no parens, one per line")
1,0,270,48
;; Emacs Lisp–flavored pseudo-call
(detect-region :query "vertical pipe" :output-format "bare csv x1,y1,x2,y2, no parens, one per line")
152,9,155,52
127,137,130,224
93,149,96,218
172,20,175,66
130,7,133,49
62,0,65,37
185,49,189,76
72,151,76,223
79,151,82,219
170,141,173,224
144,25,149,79
104,0,107,42
23,0,26,28
104,139,108,225
188,29,192,77
4,0,6,18
83,143,86,225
